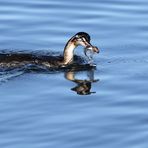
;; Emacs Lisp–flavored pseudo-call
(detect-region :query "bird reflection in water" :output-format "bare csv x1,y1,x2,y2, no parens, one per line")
65,69,99,95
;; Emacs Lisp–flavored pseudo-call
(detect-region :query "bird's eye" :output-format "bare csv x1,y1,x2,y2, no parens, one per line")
77,38,82,41
76,37,84,42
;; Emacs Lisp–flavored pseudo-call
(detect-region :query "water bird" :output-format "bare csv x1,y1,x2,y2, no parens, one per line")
0,32,99,69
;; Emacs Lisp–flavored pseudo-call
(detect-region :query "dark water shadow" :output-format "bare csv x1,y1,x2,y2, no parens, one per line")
65,69,99,95
0,63,99,95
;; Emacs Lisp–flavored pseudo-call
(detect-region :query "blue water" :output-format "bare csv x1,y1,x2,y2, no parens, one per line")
0,0,148,147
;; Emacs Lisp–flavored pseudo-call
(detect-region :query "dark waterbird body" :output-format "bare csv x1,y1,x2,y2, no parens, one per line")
0,32,99,69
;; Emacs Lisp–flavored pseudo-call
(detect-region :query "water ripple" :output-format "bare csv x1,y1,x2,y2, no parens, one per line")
0,0,148,147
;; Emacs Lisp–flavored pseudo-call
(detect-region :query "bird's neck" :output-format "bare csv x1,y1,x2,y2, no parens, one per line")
62,39,77,65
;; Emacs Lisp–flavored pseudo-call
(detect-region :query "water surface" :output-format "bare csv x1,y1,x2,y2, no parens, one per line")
0,0,148,148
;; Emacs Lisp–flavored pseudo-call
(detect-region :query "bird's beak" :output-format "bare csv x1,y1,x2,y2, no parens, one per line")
86,45,99,53
75,37,100,54
78,38,99,54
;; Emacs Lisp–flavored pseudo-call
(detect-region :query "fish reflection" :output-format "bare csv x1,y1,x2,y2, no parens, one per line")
65,69,99,95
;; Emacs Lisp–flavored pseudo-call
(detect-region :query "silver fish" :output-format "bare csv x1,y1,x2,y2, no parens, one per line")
84,48,94,64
